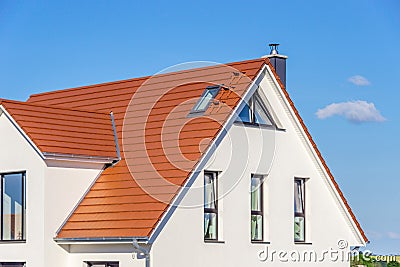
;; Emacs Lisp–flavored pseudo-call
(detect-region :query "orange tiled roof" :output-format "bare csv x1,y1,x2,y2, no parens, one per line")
0,99,117,160
28,59,266,239
19,58,367,242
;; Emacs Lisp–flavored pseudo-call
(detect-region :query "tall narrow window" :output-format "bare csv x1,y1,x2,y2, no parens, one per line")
294,179,305,242
204,172,218,240
251,175,263,241
1,172,26,241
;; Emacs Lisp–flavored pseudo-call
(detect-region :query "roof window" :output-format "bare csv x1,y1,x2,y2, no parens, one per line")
190,85,221,114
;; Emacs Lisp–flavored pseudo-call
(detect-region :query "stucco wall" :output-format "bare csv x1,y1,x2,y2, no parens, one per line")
0,113,46,266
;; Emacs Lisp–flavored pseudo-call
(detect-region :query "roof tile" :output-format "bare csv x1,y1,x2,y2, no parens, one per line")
0,100,117,159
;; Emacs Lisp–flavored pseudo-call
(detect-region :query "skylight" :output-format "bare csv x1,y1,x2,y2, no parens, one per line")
191,85,221,113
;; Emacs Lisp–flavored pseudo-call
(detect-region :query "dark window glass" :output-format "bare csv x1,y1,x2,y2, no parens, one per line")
294,179,305,242
238,103,251,123
251,175,263,241
236,92,274,126
204,172,218,240
1,172,26,241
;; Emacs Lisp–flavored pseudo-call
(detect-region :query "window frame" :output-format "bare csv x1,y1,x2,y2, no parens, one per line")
294,178,306,243
189,85,221,115
204,171,218,241
0,263,26,267
250,174,264,242
84,261,119,267
0,171,26,242
236,91,276,128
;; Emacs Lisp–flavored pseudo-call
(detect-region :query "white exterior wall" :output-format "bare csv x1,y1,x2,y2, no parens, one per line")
0,113,46,266
65,243,145,267
43,164,107,267
151,71,364,267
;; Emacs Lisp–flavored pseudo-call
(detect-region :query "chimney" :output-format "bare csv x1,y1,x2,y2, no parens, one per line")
262,43,288,87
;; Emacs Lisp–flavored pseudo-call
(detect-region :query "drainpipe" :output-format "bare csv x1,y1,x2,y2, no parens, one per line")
110,111,121,165
132,239,151,267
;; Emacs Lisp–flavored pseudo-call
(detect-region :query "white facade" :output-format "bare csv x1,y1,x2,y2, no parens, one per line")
0,65,365,266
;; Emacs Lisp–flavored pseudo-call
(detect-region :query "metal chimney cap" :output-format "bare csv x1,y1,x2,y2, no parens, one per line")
269,43,280,55
261,43,288,59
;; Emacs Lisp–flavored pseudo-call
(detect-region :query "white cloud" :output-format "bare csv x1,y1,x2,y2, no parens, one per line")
366,231,383,239
348,75,371,86
387,232,400,239
316,100,386,123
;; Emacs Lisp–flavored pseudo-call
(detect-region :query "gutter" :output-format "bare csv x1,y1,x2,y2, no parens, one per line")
54,236,149,245
43,152,118,164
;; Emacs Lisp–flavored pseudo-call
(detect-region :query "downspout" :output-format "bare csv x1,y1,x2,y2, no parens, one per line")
110,112,121,165
132,239,151,267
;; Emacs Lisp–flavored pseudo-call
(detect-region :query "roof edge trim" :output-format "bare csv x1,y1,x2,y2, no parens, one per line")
264,64,367,245
0,105,45,160
148,64,269,243
43,152,118,164
54,236,149,245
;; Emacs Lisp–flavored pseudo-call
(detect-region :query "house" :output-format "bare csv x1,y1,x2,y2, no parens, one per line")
0,45,368,267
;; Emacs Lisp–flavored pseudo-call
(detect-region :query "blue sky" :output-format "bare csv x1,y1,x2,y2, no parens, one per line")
1,0,399,254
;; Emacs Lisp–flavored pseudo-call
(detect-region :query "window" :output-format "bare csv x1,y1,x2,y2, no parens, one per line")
251,175,263,241
294,178,305,242
236,92,274,126
84,262,119,267
1,172,26,241
0,263,25,267
204,171,218,240
191,85,221,114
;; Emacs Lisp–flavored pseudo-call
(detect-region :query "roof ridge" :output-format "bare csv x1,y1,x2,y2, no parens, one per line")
28,58,267,102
